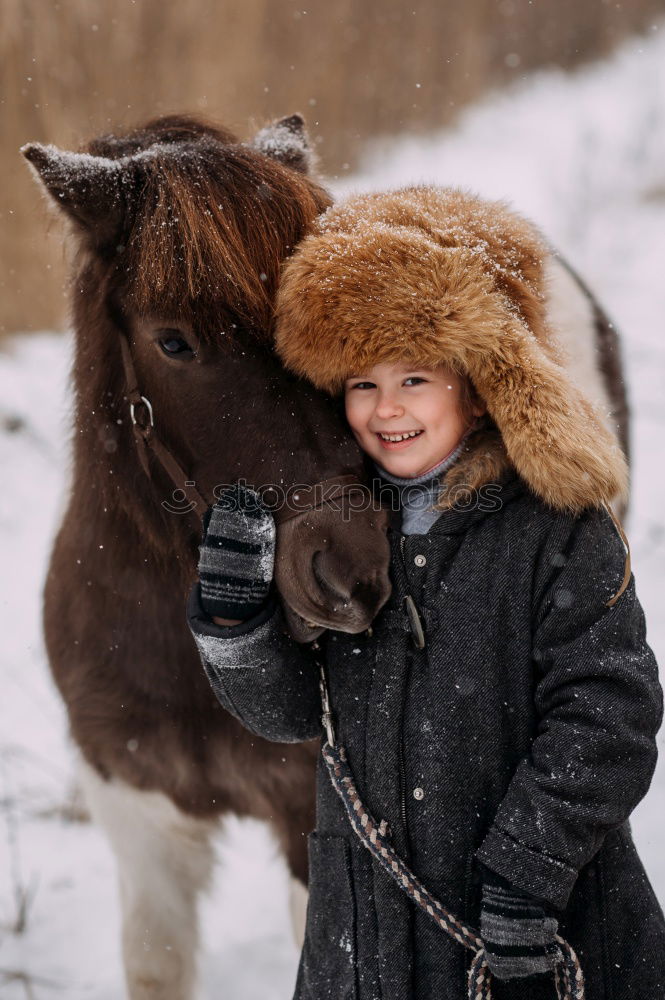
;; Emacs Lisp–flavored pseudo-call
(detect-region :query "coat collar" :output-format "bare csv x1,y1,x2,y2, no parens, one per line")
383,466,527,539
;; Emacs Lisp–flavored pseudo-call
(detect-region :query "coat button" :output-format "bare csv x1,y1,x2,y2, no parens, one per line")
413,787,424,800
414,554,426,567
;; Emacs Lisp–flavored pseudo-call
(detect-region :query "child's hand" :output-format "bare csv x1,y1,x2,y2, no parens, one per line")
480,879,562,981
198,484,276,623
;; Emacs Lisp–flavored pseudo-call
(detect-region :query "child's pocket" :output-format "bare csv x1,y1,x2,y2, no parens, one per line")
297,832,358,1000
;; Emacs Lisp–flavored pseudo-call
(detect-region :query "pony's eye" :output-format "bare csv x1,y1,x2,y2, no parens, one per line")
157,332,194,361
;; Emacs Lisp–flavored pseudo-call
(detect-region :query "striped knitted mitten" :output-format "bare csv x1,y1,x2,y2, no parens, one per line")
198,484,276,621
480,880,562,980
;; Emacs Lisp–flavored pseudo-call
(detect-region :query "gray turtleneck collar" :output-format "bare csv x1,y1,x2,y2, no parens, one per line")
373,431,471,535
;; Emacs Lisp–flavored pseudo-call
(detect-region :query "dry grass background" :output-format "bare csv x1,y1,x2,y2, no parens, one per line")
2,0,663,335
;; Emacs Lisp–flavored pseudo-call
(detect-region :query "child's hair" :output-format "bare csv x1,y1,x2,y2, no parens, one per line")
453,366,485,426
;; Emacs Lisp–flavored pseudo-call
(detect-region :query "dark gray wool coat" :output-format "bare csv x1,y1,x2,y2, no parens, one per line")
187,471,665,1000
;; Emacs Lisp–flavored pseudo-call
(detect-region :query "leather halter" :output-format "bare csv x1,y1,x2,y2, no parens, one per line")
118,331,366,530
119,331,210,525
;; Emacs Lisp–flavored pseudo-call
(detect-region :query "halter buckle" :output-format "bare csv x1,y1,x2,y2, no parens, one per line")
130,395,154,428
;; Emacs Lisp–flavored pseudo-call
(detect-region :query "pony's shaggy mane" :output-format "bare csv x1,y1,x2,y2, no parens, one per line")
93,116,331,341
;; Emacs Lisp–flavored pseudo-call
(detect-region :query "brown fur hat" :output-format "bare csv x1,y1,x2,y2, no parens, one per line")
274,186,628,514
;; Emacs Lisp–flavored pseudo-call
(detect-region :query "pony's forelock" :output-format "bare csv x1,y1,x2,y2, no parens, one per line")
120,135,330,342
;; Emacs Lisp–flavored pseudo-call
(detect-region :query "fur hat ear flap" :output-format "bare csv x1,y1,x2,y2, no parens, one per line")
467,318,629,513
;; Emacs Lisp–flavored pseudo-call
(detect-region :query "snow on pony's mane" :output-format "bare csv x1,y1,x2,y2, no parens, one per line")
24,115,331,343
120,135,329,338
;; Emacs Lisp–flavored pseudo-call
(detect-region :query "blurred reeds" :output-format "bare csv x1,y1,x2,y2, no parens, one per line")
2,0,663,334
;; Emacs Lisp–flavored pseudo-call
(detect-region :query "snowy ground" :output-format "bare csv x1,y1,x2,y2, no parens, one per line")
2,25,665,999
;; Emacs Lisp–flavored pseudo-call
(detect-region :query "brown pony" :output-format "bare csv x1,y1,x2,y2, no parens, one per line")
22,113,630,1000
22,114,392,1000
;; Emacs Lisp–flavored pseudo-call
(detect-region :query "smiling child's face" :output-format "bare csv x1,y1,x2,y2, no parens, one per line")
344,361,485,479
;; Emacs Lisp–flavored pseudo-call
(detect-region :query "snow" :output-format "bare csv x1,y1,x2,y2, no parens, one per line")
251,115,310,168
2,24,665,998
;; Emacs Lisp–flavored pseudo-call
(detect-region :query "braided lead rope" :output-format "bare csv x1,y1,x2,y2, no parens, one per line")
555,950,569,999
553,937,586,1000
322,740,585,1000
322,742,482,952
468,947,493,1000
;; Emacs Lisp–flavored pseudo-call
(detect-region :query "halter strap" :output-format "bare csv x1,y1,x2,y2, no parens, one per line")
119,331,210,526
117,332,366,531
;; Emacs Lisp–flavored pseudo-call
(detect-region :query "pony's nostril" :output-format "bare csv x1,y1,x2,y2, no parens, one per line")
312,552,387,617
351,577,382,611
312,550,352,605
352,576,372,599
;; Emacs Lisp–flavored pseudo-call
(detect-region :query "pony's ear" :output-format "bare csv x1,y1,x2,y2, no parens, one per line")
250,113,314,174
21,142,127,243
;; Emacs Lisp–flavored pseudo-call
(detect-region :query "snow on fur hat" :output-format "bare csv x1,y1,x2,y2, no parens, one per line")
274,186,628,514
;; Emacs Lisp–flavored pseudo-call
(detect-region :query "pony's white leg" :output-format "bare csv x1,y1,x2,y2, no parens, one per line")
78,757,217,1000
288,876,308,949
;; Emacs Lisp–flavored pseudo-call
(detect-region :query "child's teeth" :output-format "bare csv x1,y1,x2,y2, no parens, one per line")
379,431,422,442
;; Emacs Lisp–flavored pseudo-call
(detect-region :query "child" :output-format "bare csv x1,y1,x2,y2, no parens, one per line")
187,187,665,999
